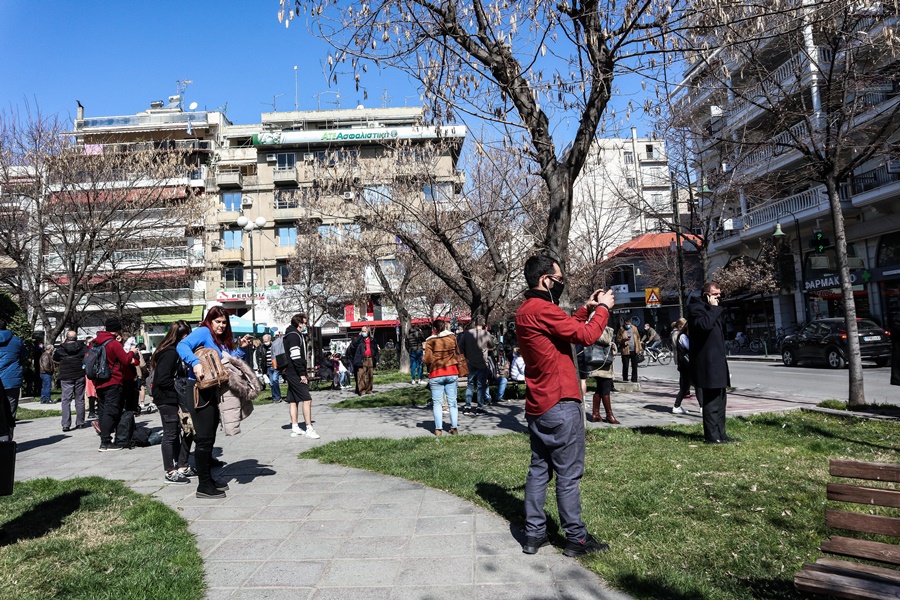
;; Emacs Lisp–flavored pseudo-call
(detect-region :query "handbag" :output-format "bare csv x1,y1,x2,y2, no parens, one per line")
636,351,646,364
194,347,229,390
585,342,614,369
454,344,470,378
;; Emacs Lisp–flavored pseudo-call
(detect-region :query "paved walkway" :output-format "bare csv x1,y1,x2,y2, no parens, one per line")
12,376,818,599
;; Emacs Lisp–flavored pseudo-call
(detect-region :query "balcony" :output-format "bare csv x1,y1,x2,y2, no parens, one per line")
217,247,244,262
78,112,211,131
850,160,900,208
77,139,213,154
740,120,812,176
273,167,300,186
44,247,204,273
274,246,295,259
217,171,243,188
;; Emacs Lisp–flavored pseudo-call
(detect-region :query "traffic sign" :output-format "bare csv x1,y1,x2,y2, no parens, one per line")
645,288,661,306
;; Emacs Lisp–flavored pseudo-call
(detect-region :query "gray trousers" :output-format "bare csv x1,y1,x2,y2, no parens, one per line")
524,400,587,543
61,378,86,429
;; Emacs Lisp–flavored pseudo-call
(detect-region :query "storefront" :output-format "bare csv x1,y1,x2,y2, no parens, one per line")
874,230,900,327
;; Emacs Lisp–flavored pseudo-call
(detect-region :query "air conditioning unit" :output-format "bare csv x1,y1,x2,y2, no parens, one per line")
266,153,277,162
210,239,223,250
303,153,315,162
342,191,355,200
242,197,253,207
267,279,276,287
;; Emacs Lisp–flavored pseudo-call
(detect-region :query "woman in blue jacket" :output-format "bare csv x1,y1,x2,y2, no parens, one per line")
177,306,250,499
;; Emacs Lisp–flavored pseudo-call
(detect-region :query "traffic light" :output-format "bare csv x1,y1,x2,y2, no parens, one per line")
809,231,830,253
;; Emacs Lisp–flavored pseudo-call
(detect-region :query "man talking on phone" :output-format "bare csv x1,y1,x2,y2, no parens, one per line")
688,282,732,443
516,255,615,557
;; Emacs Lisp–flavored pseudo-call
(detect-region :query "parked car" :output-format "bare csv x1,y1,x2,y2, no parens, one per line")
781,318,892,368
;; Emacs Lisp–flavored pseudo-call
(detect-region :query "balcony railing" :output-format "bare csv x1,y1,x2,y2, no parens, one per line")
74,288,204,308
217,171,243,188
273,166,300,185
44,247,204,272
744,186,828,230
79,112,210,130
743,120,811,168
852,162,900,195
78,139,212,154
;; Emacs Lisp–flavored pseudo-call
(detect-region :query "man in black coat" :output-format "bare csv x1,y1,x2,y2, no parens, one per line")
52,330,89,431
688,283,732,444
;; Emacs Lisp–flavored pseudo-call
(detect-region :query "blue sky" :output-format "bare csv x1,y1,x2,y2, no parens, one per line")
0,1,654,138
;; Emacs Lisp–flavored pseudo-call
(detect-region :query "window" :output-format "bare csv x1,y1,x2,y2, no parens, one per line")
624,151,634,164
222,192,242,211
223,229,242,249
651,193,667,212
424,183,453,203
223,266,244,287
276,262,290,284
646,144,655,158
276,153,296,170
362,185,392,205
626,177,636,189
275,188,314,209
318,223,362,243
277,226,298,247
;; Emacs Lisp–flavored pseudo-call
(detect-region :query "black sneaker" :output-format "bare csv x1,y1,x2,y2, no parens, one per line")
522,533,550,554
196,487,226,499
473,407,486,415
210,457,226,468
178,466,198,477
98,443,122,452
563,534,609,557
165,471,190,485
213,480,230,491
462,406,472,414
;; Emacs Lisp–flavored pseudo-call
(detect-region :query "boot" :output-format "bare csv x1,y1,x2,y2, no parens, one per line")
591,393,602,422
601,395,620,424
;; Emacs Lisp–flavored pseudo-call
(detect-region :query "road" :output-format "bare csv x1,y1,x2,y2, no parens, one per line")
637,359,899,406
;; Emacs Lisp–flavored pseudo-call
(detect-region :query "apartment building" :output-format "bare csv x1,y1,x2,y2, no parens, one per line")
677,1,900,336
571,127,676,266
207,106,466,333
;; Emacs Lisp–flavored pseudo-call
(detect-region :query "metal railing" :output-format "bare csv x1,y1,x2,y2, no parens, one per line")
44,247,204,272
744,187,828,230
79,112,210,129
743,120,811,167
852,162,900,195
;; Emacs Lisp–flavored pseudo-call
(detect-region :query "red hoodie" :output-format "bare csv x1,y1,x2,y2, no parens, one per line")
90,331,138,389
515,295,609,416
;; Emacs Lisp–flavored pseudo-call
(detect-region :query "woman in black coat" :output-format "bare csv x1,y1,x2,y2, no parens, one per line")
150,320,193,485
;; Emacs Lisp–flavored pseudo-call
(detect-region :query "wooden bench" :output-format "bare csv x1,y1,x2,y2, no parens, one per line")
794,459,900,599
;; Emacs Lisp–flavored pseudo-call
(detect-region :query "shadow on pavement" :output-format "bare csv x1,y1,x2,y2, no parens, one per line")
219,459,277,483
0,489,89,547
15,434,68,453
474,481,564,545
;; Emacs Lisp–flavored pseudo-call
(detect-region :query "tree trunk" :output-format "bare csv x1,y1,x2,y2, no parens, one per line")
544,167,574,276
825,177,864,406
398,314,410,374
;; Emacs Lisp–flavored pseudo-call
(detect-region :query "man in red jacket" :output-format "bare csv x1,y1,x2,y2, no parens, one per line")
516,255,615,557
93,318,139,452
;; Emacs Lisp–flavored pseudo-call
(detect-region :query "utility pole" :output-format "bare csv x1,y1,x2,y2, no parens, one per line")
671,171,687,319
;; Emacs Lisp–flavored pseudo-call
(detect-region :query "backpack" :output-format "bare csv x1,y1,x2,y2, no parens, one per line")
194,347,229,389
271,335,289,372
115,410,135,448
84,339,113,382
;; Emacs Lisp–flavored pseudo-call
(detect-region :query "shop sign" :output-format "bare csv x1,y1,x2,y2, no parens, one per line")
321,326,340,335
610,284,629,294
804,272,858,292
216,289,266,302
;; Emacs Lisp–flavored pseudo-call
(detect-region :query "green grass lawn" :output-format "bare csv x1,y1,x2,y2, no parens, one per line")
0,477,204,600
333,385,430,409
15,407,61,420
301,411,899,600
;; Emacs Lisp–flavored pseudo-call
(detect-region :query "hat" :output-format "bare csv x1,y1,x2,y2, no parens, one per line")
104,317,122,332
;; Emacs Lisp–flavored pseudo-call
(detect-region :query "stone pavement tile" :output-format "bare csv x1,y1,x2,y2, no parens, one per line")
232,589,313,600
404,534,473,557
475,531,529,555
196,506,264,521
255,505,314,521
418,500,476,518
267,493,330,507
352,517,417,537
317,491,379,509
311,587,391,600
220,493,284,508
390,585,475,600
188,519,244,539
474,554,552,584
337,535,408,558
296,519,358,537
204,559,265,587
206,537,284,561
415,515,474,536
472,583,565,600
276,536,345,560
366,502,419,519
244,560,329,587
195,536,224,558
319,558,403,587
395,556,474,586
306,507,367,521
230,520,301,539
475,513,515,534
204,587,237,600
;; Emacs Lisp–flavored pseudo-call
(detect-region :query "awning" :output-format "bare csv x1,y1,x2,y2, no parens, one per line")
143,306,203,325
229,314,269,335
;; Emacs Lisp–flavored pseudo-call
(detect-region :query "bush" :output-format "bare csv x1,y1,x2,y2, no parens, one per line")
817,399,847,410
377,347,399,371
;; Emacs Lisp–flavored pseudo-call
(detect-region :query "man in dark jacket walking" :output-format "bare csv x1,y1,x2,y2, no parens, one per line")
406,326,426,385
53,330,89,432
687,283,732,444
93,318,139,451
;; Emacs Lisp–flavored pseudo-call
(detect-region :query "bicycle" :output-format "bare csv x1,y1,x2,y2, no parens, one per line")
638,344,673,366
725,336,764,354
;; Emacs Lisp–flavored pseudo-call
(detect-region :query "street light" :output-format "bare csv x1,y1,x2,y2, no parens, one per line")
773,210,809,322
236,215,268,334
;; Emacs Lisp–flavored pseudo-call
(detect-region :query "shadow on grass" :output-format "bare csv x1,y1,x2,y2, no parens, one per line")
0,489,89,547
631,425,706,443
15,434,68,453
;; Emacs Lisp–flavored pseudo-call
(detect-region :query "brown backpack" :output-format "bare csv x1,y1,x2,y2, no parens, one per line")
194,347,229,390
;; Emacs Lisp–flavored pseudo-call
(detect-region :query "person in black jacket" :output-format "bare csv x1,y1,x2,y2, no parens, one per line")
406,326,426,385
52,330,89,431
346,326,379,396
283,313,319,439
688,283,732,444
150,321,194,485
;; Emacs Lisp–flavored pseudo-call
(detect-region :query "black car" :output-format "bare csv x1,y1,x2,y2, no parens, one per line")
781,318,892,368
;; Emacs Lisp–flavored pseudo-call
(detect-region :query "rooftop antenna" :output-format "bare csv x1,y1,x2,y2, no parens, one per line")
294,66,299,111
176,79,193,108
381,89,392,107
261,94,285,112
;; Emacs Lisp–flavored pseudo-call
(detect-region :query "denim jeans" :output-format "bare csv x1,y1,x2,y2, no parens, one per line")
267,367,282,401
495,377,508,401
409,351,424,381
465,367,489,407
40,373,52,402
524,400,587,543
429,375,458,430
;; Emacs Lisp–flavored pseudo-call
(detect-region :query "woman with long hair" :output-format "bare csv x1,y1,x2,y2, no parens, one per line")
423,319,461,436
150,320,193,484
671,318,694,414
177,306,251,498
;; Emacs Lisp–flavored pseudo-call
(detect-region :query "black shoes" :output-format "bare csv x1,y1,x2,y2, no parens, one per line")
196,486,226,499
522,533,550,554
210,457,226,468
214,480,230,491
62,427,71,432
562,533,610,557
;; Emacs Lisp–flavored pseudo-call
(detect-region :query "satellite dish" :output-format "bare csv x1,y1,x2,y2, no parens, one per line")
189,101,198,111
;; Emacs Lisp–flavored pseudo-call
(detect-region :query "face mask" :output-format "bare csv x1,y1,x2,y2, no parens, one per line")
625,324,631,330
545,277,565,305
300,327,308,335
361,332,369,338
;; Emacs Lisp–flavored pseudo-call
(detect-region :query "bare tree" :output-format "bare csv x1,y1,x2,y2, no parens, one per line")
0,107,207,343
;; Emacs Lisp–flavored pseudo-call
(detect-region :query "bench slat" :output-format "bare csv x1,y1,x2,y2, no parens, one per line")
822,535,900,566
828,483,900,508
831,460,900,483
827,509,900,538
814,557,900,585
796,566,900,600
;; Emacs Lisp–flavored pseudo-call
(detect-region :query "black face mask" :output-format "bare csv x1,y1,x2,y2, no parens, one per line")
546,278,565,305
